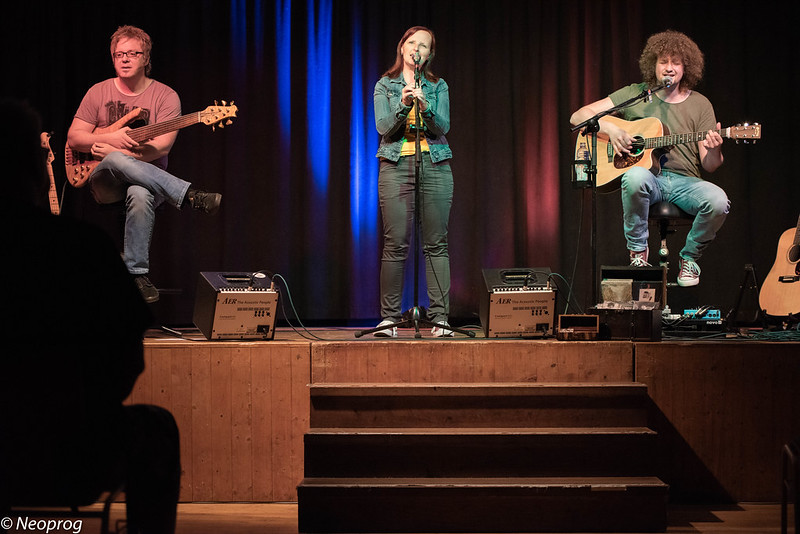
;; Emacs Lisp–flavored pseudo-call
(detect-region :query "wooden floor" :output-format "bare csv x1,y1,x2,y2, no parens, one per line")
4,502,788,533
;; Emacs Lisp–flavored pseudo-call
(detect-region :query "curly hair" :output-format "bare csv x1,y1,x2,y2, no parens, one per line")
382,26,439,82
110,25,153,76
639,30,704,90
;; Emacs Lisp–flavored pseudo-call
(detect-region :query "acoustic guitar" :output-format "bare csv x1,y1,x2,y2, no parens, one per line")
65,102,237,188
759,215,800,317
40,132,59,215
574,115,761,191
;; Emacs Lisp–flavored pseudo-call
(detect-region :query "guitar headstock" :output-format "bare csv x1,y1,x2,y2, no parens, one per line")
40,131,55,164
200,101,238,130
730,122,761,144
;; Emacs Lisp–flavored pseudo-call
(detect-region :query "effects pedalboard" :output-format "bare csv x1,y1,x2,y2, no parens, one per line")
663,307,724,333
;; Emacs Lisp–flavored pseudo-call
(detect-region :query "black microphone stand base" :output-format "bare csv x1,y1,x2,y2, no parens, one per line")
355,307,475,339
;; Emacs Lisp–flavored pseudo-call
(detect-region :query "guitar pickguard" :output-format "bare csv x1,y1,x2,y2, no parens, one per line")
614,152,643,170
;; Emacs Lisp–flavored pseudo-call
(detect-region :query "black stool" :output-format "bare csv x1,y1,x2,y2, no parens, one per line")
649,201,694,270
649,202,694,315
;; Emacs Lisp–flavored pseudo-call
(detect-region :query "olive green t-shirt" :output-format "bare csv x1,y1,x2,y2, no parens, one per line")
609,83,716,178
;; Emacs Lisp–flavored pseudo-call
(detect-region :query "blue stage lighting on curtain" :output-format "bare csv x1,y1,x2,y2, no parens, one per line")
230,0,247,74
306,0,331,194
253,0,265,66
348,4,379,314
276,0,291,140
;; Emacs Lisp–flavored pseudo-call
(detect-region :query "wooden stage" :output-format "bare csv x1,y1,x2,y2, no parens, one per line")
130,326,799,506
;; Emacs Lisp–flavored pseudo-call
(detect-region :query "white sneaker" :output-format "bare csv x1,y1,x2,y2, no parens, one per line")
677,258,701,287
431,321,453,337
373,319,397,338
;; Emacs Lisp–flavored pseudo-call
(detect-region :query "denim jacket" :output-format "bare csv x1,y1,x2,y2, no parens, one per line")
374,74,452,163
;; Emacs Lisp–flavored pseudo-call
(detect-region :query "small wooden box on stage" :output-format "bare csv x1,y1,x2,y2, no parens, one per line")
556,314,600,341
480,268,556,338
193,272,279,340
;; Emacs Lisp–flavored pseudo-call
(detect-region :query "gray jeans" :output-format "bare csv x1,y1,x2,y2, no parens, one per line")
378,153,453,323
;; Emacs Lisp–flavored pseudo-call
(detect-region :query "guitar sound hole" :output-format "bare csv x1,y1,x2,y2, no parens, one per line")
788,244,800,264
630,137,645,156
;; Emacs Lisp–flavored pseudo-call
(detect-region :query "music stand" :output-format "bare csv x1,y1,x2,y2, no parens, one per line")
358,59,474,339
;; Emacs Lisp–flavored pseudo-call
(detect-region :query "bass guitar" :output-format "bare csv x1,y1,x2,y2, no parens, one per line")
40,132,59,215
574,115,761,191
65,101,237,187
759,215,800,317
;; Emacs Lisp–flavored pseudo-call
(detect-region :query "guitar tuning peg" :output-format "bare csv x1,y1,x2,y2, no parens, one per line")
222,100,227,106
226,120,233,125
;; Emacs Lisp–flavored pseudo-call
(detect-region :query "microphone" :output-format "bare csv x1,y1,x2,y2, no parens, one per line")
648,76,674,102
413,52,421,88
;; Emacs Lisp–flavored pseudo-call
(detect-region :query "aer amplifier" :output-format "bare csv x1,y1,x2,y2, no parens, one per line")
480,268,556,338
193,272,279,340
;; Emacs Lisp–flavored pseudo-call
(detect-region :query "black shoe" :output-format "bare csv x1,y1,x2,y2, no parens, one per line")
187,189,222,215
134,275,160,303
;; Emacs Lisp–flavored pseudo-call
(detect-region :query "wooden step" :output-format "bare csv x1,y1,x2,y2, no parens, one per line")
304,427,658,478
297,476,669,533
310,382,650,428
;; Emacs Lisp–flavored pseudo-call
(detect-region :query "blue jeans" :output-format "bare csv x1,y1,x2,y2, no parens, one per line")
89,152,191,274
378,153,453,323
621,167,730,261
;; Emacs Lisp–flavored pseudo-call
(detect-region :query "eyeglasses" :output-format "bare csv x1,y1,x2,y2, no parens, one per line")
113,51,144,59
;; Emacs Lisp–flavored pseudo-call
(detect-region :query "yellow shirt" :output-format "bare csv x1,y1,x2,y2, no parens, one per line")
400,102,429,155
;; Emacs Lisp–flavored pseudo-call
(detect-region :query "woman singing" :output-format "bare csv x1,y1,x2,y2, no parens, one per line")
372,26,454,337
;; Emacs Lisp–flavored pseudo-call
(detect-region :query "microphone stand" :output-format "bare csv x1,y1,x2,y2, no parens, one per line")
358,58,474,339
570,82,671,303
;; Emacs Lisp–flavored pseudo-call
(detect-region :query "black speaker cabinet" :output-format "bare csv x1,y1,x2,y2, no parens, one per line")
193,272,279,340
480,268,556,338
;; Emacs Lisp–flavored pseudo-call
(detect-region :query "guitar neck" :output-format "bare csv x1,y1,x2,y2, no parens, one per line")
40,132,60,215
646,128,726,149
48,171,60,215
128,112,201,142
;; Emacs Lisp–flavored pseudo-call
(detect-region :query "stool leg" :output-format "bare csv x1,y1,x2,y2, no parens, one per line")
658,219,670,266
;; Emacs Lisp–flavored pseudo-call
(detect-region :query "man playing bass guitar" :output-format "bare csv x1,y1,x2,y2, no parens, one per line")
67,25,222,303
570,30,727,287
